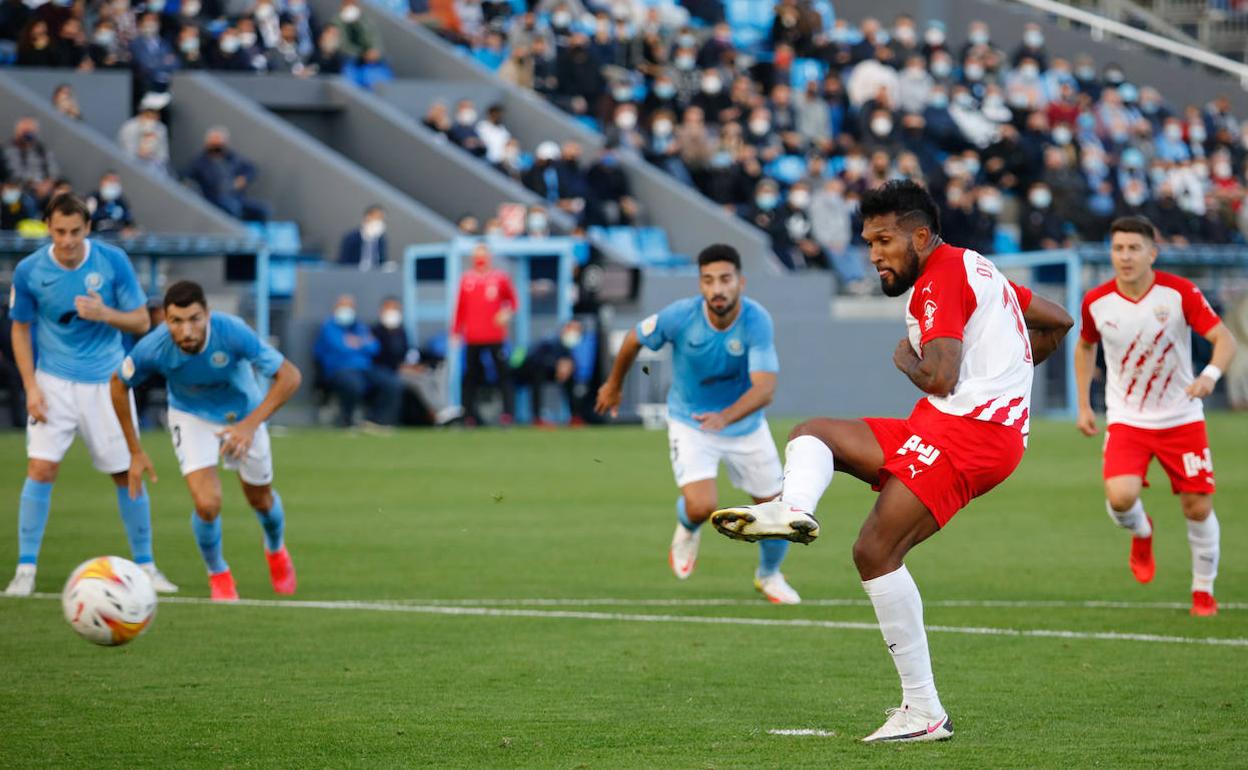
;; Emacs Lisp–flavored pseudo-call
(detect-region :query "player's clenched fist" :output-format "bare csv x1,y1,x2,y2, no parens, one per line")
1076,406,1097,436
595,381,622,417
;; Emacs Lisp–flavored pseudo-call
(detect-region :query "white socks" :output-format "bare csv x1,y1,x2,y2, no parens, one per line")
780,435,835,514
1187,512,1220,594
861,565,944,718
1106,499,1151,538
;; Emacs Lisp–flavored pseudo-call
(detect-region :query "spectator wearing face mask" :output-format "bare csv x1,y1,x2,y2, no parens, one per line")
267,21,311,75
88,19,128,69
447,99,486,157
740,178,780,243
338,205,389,270
186,126,271,222
693,68,732,121
1011,23,1048,69
334,0,383,63
453,244,517,427
524,141,567,204
129,11,179,92
85,171,137,237
644,109,692,186
0,178,39,231
371,296,462,426
1155,118,1193,164
810,178,866,289
118,92,171,172
175,24,207,69
1021,182,1071,252
4,118,60,205
586,145,638,227
514,319,591,426
769,181,825,271
314,294,403,428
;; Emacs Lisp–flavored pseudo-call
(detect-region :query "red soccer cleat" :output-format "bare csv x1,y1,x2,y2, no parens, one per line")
209,570,239,602
1129,516,1155,584
1191,591,1218,617
266,546,297,595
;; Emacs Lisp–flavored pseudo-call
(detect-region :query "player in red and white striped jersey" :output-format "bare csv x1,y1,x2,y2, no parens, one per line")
1075,216,1238,617
710,182,1073,742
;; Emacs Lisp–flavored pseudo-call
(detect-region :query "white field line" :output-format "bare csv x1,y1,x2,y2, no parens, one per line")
357,597,1248,611
767,729,837,737
14,594,1248,647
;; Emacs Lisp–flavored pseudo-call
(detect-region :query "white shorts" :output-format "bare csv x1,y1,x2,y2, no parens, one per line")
27,370,135,474
167,407,274,486
667,418,782,499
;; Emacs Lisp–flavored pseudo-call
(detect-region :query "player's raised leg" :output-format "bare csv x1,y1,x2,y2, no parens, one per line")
5,460,58,597
1181,493,1219,616
855,478,951,743
1105,475,1154,583
185,467,237,601
711,418,883,543
243,482,296,595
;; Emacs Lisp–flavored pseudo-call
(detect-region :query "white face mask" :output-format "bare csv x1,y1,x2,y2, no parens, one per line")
615,111,637,130
702,78,722,94
652,119,672,136
870,118,893,136
1029,189,1051,208
219,36,240,53
527,214,548,232
239,32,257,48
560,330,582,349
100,182,122,201
1052,126,1072,145
457,109,477,125
979,195,1002,214
2,188,20,205
334,306,356,326
340,4,360,22
1215,162,1232,178
255,3,274,19
95,30,116,46
925,28,945,46
1024,30,1044,47
362,219,386,239
749,120,770,135
380,308,402,329
182,0,199,14
1020,63,1038,78
788,190,810,209
964,63,984,81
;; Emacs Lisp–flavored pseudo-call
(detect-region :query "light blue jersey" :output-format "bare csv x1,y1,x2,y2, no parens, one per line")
120,312,285,425
9,239,146,383
636,296,778,438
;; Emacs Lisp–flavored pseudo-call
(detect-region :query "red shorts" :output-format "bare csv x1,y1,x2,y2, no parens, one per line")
1103,421,1215,495
864,400,1026,527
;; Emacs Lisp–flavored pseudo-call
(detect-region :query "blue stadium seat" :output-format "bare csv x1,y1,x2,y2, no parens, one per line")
791,58,827,90
604,226,642,264
764,154,808,185
265,221,302,255
636,227,670,262
994,227,1021,255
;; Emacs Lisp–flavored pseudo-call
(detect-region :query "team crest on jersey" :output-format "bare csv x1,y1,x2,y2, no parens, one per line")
210,351,229,368
640,314,658,336
726,338,744,356
84,272,104,291
1153,306,1170,324
121,356,135,380
923,299,938,331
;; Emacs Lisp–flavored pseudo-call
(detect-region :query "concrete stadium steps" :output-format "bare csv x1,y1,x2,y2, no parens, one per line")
167,72,457,258
303,0,779,273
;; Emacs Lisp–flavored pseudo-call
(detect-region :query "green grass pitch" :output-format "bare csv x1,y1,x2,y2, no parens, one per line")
0,415,1245,768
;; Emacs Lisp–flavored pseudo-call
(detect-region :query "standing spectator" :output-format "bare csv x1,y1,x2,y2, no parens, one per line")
453,243,517,426
0,178,38,231
371,296,461,425
337,205,389,269
555,33,604,108
51,84,82,121
118,92,171,172
129,11,179,93
475,104,511,165
514,319,588,426
314,294,402,428
267,21,311,75
85,171,137,236
5,118,60,206
333,0,386,71
186,127,271,222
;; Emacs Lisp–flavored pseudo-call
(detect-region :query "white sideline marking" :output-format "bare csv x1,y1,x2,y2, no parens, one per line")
387,597,1248,611
768,729,837,737
13,594,1248,647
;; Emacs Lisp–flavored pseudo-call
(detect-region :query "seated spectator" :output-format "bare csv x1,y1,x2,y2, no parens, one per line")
447,99,486,157
267,21,311,75
524,141,564,204
310,25,347,74
118,92,171,173
88,19,128,70
370,296,462,425
85,170,137,236
174,24,207,69
811,178,867,290
55,17,90,69
770,180,826,270
1020,182,1072,253
314,294,402,428
51,84,83,122
16,20,61,67
233,18,271,73
209,27,251,71
129,11,178,92
4,118,60,206
586,144,638,226
338,204,389,269
186,126,271,222
421,99,452,136
514,319,589,426
1,178,39,231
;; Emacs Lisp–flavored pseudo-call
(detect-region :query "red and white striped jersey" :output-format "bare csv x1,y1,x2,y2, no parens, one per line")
1080,271,1220,430
905,244,1036,440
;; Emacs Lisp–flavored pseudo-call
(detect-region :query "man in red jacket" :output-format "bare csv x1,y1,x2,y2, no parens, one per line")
453,243,517,426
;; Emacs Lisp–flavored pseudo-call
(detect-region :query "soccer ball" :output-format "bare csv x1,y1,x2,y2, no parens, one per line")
61,556,157,646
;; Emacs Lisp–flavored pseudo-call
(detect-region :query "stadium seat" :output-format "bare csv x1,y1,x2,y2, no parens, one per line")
265,221,302,256
764,155,808,186
791,58,827,91
604,226,642,265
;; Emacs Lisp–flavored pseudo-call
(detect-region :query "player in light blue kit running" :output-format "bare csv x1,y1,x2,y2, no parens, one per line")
595,244,800,603
110,280,303,601
4,194,176,597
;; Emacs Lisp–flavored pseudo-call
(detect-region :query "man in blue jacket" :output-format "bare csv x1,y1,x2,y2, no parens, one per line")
313,294,401,428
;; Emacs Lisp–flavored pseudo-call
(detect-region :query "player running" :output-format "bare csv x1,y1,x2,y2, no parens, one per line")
4,194,176,597
710,181,1073,741
1075,216,1237,616
595,244,800,604
110,281,303,601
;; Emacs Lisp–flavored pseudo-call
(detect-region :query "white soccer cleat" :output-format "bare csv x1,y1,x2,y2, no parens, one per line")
141,563,179,594
4,564,36,597
754,571,801,604
710,500,820,544
669,524,700,580
862,704,953,743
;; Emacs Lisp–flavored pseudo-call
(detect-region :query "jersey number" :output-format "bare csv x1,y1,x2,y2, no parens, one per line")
1003,286,1033,364
172,425,182,448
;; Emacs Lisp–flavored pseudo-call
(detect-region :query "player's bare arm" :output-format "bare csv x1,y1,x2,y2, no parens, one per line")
1185,322,1237,399
74,291,150,335
1022,294,1073,365
894,336,961,396
109,373,157,500
218,360,302,459
695,371,775,433
595,328,642,417
1074,337,1099,436
10,320,46,423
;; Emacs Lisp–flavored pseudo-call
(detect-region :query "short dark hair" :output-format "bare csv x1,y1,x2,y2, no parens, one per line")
859,179,942,237
43,192,90,224
697,243,742,271
163,280,207,310
1110,215,1157,242
364,204,384,217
